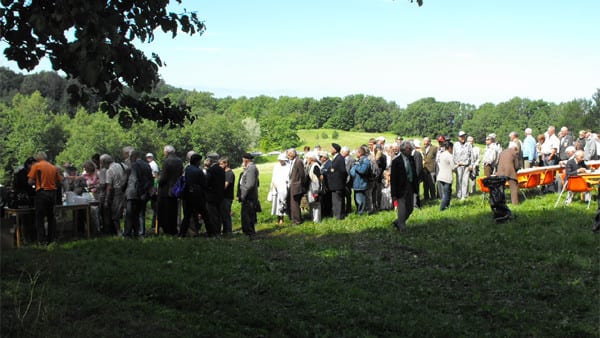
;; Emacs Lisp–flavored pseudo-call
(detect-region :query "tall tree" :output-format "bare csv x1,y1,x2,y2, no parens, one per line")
1,0,205,128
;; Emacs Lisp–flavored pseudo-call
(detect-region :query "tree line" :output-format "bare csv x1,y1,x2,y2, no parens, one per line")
1,67,598,183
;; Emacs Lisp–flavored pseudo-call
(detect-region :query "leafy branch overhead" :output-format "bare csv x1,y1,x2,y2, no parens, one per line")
0,0,205,128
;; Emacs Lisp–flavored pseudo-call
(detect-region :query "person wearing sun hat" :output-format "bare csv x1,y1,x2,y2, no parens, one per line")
453,131,473,201
268,152,290,224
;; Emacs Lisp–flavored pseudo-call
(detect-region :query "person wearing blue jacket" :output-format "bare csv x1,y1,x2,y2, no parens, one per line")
350,145,371,215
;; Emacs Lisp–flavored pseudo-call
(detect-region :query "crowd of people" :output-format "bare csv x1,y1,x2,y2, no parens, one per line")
9,125,600,245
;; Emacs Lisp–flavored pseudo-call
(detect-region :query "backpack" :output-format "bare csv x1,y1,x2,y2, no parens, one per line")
171,175,186,198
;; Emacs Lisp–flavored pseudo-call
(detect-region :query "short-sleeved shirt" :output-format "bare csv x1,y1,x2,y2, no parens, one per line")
106,162,127,191
28,160,62,191
224,169,235,200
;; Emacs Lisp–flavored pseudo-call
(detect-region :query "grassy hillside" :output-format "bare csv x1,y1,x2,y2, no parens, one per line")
297,129,400,151
1,162,599,337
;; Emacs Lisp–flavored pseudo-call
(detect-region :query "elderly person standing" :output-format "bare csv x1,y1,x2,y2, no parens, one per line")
558,126,574,162
104,154,127,236
522,128,537,168
123,150,153,238
305,152,322,223
422,137,438,201
482,134,499,177
268,153,290,224
341,146,355,215
238,153,260,237
328,143,347,220
437,142,454,211
287,148,306,225
157,145,183,235
542,126,560,166
391,141,417,232
453,131,472,201
467,136,480,195
350,145,371,215
496,143,521,205
584,132,598,161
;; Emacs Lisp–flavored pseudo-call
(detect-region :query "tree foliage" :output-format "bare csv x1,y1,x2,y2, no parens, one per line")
1,68,598,184
1,0,205,128
0,92,67,179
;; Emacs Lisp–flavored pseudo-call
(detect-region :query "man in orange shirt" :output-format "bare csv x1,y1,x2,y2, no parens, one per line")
27,151,63,244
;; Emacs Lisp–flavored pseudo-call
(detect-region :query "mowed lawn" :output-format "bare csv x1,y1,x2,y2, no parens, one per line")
1,160,599,337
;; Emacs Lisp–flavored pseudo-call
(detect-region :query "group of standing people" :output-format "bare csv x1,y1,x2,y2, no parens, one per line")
267,140,419,231
155,146,259,239
12,125,599,245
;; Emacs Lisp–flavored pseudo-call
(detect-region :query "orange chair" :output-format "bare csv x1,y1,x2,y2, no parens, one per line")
477,177,491,205
518,173,541,199
539,169,556,192
554,176,594,208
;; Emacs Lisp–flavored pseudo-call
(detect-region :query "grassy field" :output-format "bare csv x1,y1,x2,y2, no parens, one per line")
297,129,401,151
1,161,599,337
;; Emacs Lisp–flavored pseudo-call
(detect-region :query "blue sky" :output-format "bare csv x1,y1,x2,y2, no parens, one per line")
2,0,599,106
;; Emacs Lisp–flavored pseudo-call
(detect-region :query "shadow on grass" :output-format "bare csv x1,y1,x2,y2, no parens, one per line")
1,193,599,337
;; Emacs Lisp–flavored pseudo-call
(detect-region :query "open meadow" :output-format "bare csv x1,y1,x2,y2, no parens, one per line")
1,158,599,337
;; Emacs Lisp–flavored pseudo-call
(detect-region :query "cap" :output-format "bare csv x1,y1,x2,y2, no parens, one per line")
242,152,254,160
331,143,341,153
458,131,467,137
146,153,154,158
277,153,287,161
207,152,219,160
413,139,421,148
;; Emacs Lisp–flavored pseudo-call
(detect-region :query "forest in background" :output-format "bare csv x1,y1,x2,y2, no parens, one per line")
1,66,599,184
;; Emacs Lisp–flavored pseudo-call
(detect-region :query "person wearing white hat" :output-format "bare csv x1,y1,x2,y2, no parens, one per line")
268,152,290,224
146,153,159,178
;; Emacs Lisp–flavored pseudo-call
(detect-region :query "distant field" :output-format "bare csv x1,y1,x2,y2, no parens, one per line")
297,129,401,151
295,129,485,153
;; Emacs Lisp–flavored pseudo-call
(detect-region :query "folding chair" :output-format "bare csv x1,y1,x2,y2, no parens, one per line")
477,177,490,205
539,169,556,192
518,173,541,199
554,176,594,208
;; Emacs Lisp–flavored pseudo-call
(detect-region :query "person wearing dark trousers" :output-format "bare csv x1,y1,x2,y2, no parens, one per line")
204,153,225,236
287,149,305,225
328,143,347,220
341,147,355,215
238,153,259,238
318,152,332,218
157,145,183,236
123,151,153,238
422,137,438,201
27,151,63,244
219,157,235,235
14,157,37,242
179,154,206,237
391,141,417,232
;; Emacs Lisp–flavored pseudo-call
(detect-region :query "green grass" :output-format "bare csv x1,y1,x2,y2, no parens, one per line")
2,162,599,337
297,129,401,151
